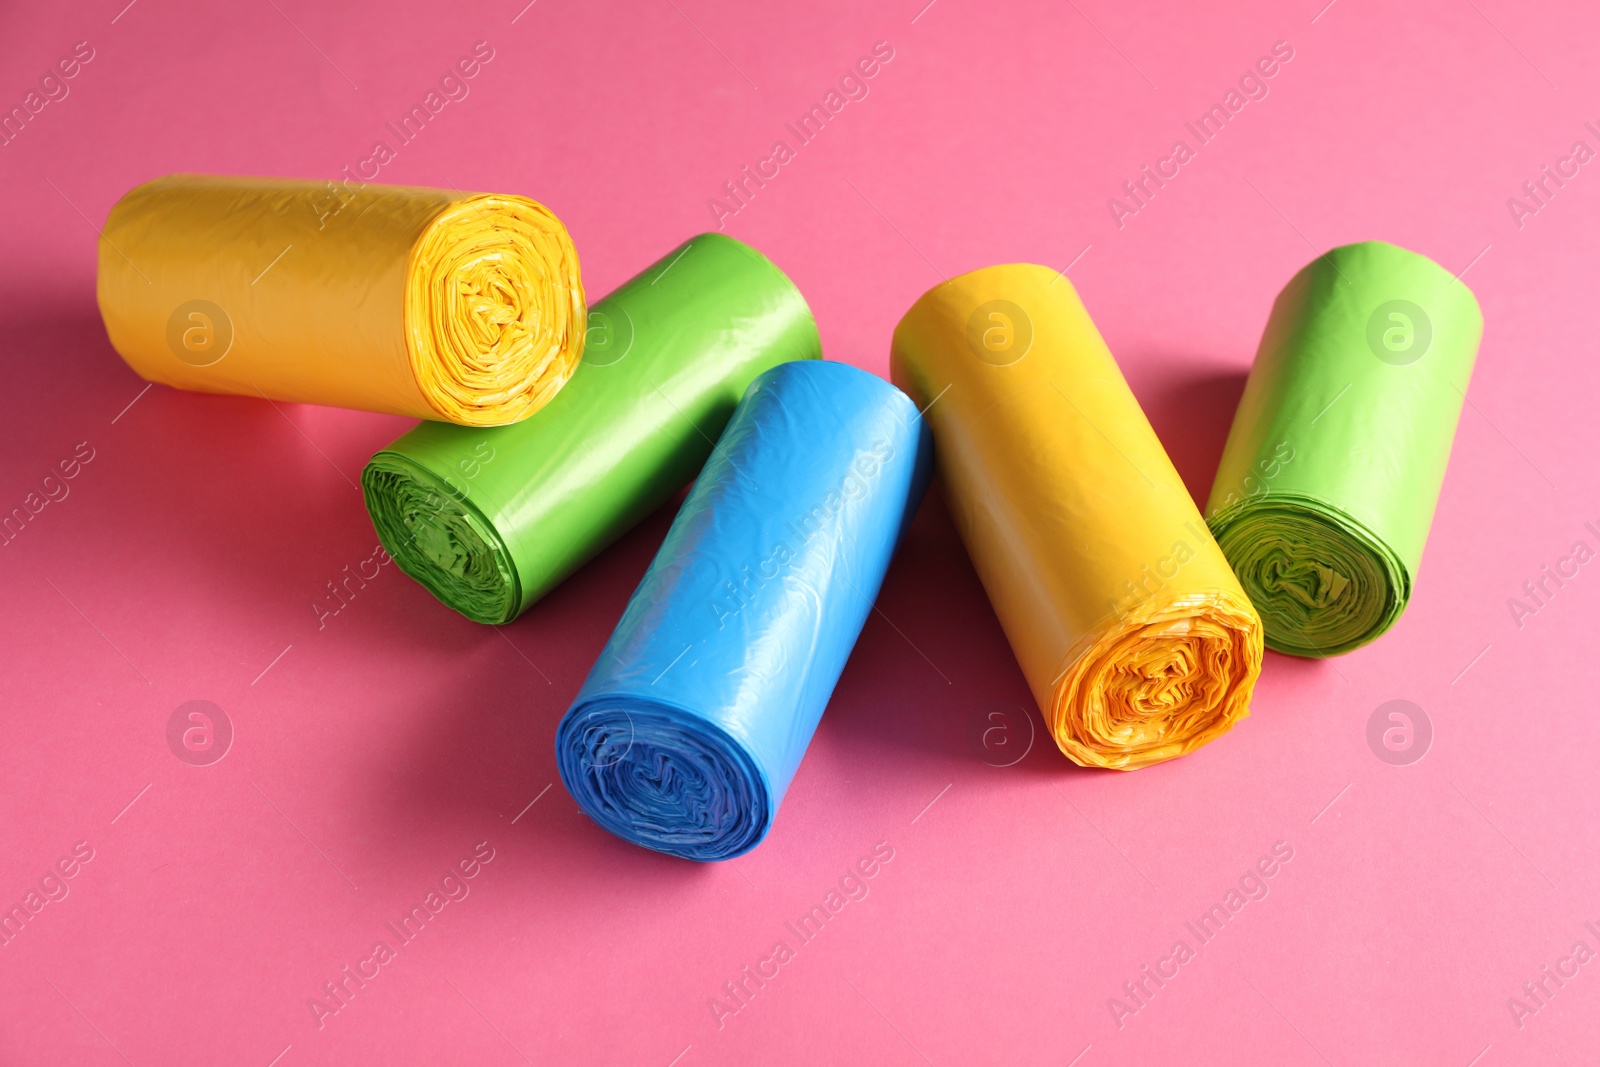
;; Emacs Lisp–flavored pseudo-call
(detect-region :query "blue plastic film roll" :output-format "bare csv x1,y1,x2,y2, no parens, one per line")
556,360,933,861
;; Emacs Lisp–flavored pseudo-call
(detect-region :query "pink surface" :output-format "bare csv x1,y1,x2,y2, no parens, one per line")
1,0,1596,1063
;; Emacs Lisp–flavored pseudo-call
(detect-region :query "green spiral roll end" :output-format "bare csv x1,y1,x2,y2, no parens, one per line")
361,453,519,625
1208,496,1407,657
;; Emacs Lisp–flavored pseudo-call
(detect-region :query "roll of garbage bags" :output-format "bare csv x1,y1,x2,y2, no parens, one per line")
97,174,585,426
557,360,932,860
891,263,1263,771
1205,241,1483,656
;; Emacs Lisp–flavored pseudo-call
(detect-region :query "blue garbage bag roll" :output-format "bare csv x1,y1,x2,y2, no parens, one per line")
556,360,933,861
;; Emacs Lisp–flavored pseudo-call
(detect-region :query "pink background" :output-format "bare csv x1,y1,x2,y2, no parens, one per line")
2,0,1596,1063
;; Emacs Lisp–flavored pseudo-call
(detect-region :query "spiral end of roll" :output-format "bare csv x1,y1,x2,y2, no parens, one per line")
1209,499,1406,657
362,453,519,624
1048,596,1263,771
406,194,585,427
556,701,771,862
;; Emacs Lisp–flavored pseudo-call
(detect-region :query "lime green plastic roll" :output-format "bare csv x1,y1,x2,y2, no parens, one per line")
362,233,820,623
1205,241,1483,657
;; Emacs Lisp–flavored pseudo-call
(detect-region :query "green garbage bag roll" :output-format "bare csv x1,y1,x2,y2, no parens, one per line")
362,233,821,623
1205,241,1483,657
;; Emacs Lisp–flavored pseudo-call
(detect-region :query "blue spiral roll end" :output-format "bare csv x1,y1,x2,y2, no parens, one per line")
556,699,772,861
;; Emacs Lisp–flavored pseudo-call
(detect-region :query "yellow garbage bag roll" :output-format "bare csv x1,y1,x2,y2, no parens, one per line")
96,174,585,426
891,264,1263,770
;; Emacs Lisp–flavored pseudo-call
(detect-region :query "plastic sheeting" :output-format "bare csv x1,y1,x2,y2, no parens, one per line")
97,174,584,426
891,263,1262,771
363,232,820,624
556,361,932,861
1206,241,1483,657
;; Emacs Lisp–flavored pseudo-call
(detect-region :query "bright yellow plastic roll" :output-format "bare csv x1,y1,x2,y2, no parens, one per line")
96,175,585,426
891,264,1263,770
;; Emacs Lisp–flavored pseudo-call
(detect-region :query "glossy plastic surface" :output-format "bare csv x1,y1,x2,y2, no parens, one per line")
556,361,932,861
96,174,584,426
363,232,821,623
891,263,1262,771
1205,241,1483,656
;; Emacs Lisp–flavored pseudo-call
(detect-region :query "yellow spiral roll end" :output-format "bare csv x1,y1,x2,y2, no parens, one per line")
405,194,585,426
1049,595,1262,771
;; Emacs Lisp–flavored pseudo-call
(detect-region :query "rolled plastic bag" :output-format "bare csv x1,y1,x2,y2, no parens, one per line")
363,232,820,624
1205,241,1483,657
891,264,1262,771
97,174,584,426
556,361,932,860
